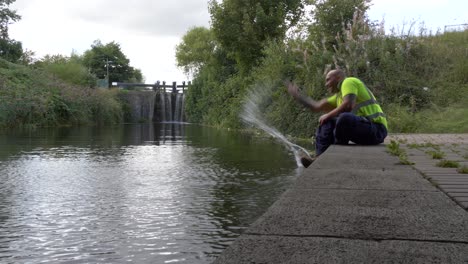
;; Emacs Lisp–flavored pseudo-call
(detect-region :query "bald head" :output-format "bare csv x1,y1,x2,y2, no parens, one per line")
325,69,346,93
326,69,346,80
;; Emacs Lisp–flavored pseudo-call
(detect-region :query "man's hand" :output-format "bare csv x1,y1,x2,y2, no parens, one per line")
319,113,331,125
286,81,300,99
286,81,333,113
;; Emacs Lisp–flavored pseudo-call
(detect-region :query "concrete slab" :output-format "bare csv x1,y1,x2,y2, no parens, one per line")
427,174,468,177
434,181,468,185
452,194,468,197
440,185,468,188
291,168,435,191
312,145,403,170
413,168,459,173
426,179,463,185
441,188,468,193
246,189,468,242
215,137,468,263
214,235,468,264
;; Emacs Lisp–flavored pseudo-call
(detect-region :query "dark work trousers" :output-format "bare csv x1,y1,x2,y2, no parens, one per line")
315,112,387,155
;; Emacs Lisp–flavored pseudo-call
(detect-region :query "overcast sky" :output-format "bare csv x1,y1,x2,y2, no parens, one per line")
9,0,467,84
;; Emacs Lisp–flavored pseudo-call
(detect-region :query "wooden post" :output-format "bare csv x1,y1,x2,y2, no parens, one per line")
163,81,166,93
182,81,186,93
155,81,160,92
172,82,177,94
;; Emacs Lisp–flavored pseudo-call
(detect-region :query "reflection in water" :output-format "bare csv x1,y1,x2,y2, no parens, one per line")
0,124,300,263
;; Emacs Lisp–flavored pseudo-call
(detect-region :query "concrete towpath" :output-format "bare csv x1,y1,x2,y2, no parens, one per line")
214,139,468,263
386,134,468,209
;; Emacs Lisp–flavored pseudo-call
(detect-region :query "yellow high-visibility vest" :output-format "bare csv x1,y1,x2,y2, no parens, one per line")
327,77,388,129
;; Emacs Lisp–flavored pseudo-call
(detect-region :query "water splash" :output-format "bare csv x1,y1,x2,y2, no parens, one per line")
240,82,312,167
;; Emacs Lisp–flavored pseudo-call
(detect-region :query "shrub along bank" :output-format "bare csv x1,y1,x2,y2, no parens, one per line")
179,0,468,137
0,58,123,128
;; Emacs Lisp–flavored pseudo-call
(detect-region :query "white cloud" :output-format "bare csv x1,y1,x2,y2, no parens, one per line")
9,0,210,83
67,0,210,37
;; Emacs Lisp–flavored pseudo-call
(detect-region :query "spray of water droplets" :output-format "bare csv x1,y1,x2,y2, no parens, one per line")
240,82,312,167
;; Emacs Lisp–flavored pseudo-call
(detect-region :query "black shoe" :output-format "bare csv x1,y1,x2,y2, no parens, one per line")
300,156,315,168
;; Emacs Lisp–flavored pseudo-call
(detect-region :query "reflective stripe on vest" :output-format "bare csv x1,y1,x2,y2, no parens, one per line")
366,112,386,120
350,85,385,120
351,98,377,114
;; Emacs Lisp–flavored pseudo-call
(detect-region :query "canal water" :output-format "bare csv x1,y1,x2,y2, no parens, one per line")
0,123,305,263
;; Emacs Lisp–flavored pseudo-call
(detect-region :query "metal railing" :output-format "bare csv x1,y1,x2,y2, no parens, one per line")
112,81,191,93
444,23,468,32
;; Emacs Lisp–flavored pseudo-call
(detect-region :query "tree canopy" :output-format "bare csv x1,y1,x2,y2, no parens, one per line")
0,0,22,63
308,0,371,49
0,0,20,39
175,26,216,77
209,0,305,73
82,40,142,86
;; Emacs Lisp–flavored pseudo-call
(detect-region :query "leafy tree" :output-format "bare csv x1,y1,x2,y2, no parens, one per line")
17,48,35,65
0,38,21,62
0,0,23,63
0,0,20,39
175,26,216,77
308,0,371,49
82,40,142,86
131,68,143,83
209,0,305,73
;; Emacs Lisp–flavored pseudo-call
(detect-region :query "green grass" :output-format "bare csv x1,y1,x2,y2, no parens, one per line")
426,150,445,159
387,140,404,156
457,165,468,174
0,58,123,128
436,160,460,168
398,156,415,165
387,104,468,133
386,140,414,165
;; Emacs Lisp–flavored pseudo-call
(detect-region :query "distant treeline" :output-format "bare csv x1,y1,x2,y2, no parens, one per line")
0,0,146,128
177,0,468,135
0,40,146,128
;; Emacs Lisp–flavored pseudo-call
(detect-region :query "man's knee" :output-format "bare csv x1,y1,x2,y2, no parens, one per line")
334,113,358,144
335,113,356,136
321,117,338,130
336,112,356,130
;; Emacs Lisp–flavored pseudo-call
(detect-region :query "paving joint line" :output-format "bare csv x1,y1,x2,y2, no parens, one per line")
244,233,468,245
291,187,439,192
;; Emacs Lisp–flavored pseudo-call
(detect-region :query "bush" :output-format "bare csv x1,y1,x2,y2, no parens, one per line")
35,54,97,87
0,58,122,128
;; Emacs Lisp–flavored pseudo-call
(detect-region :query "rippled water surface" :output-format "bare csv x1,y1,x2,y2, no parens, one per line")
0,124,302,263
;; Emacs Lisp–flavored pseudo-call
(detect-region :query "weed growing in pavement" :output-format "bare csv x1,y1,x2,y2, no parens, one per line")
436,160,460,168
398,156,415,165
387,140,404,156
426,150,445,159
386,140,414,165
458,165,468,174
450,148,461,154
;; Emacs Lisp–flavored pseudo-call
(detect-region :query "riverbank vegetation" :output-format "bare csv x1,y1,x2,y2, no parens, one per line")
1,0,467,134
0,58,124,128
0,0,143,128
177,0,468,137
